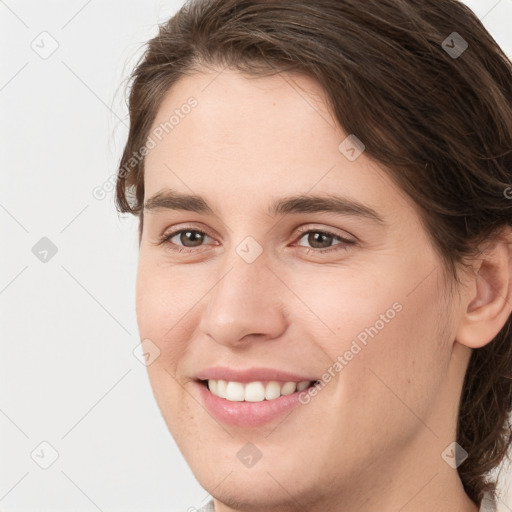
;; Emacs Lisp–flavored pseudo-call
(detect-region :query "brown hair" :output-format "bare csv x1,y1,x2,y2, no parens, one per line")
115,0,512,505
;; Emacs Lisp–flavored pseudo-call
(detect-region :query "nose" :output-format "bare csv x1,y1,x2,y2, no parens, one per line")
198,250,288,347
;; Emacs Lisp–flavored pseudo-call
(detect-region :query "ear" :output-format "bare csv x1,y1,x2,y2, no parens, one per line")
456,227,512,349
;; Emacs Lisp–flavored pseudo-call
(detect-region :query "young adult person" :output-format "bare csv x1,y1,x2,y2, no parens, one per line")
116,1,512,510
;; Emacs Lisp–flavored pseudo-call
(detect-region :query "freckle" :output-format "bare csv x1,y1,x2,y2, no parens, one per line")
407,379,411,384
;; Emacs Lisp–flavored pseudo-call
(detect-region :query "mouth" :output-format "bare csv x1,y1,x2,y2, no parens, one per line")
194,366,322,426
195,377,321,427
199,378,320,402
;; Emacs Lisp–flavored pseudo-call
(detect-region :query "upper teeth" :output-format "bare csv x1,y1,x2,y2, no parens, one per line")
208,379,311,402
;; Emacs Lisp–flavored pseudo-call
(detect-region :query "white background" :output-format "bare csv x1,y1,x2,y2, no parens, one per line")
1,1,511,510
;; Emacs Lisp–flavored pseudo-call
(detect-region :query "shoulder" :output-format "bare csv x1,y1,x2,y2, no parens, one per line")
479,491,498,512
192,499,215,512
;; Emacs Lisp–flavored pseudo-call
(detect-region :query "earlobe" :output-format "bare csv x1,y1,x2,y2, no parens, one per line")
456,229,512,349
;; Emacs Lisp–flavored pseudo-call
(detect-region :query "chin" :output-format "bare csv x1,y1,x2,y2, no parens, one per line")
189,449,325,511
201,472,316,512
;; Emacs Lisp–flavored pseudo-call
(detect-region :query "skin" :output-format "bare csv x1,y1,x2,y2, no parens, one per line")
136,67,512,512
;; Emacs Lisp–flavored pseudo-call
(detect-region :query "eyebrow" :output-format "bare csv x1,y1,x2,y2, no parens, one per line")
144,189,386,224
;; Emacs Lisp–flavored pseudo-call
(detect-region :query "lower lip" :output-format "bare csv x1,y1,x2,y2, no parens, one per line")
196,381,307,427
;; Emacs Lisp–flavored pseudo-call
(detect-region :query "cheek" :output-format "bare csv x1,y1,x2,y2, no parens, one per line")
136,251,196,319
286,265,406,356
326,271,451,446
135,258,200,371
135,259,203,440
293,260,450,420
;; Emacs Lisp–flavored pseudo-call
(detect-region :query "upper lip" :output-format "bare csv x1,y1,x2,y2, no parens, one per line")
196,366,317,383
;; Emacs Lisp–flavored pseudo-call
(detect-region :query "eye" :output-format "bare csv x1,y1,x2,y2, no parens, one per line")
158,227,215,253
294,228,356,254
157,226,356,255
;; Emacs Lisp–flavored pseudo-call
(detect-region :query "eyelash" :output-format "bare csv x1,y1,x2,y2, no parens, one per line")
157,225,356,255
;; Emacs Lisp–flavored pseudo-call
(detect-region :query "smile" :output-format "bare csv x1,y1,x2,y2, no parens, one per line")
196,376,321,427
205,379,315,402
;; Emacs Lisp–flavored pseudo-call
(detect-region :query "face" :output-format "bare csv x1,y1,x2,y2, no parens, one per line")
137,68,465,510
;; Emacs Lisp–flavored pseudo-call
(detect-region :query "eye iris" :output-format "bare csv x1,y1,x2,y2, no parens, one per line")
181,230,204,247
308,232,332,249
172,230,339,250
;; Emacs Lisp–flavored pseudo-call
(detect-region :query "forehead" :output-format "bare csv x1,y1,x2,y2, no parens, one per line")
142,68,413,223
145,68,340,171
